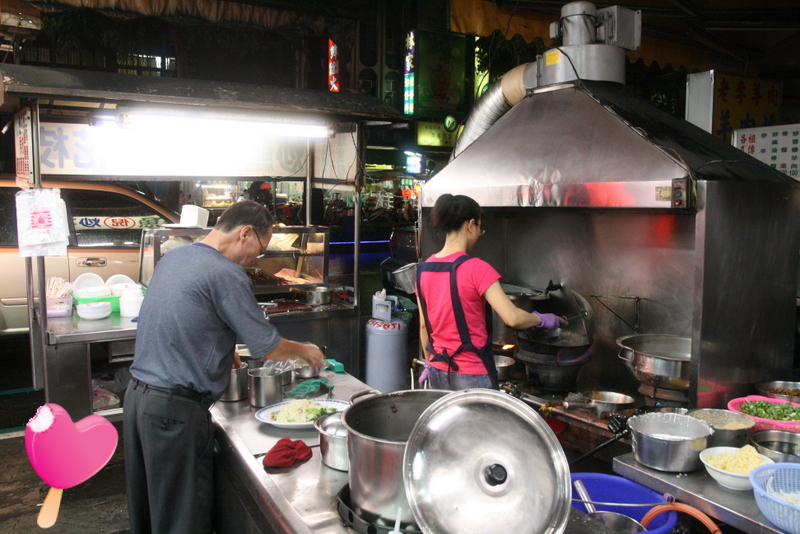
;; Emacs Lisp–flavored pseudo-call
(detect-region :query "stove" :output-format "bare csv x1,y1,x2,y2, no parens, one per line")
337,485,421,534
638,384,689,408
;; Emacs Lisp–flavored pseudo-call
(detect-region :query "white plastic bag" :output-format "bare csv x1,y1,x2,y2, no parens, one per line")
15,188,69,257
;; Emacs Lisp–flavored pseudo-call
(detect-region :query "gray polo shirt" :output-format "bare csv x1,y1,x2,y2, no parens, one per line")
131,242,280,400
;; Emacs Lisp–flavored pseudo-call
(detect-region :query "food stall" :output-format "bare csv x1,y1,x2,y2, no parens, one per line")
3,62,403,420
415,2,800,532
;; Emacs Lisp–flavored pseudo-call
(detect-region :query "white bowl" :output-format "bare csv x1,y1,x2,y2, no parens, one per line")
74,286,112,299
105,274,135,287
76,301,112,320
120,287,144,300
73,273,105,290
700,446,774,491
110,283,141,296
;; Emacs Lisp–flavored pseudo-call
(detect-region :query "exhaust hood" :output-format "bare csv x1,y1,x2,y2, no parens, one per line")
421,81,793,210
421,1,793,210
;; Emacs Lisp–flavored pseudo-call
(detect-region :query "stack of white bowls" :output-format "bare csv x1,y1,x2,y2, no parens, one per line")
119,287,145,318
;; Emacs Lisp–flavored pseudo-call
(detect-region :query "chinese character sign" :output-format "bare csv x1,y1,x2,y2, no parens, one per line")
713,74,781,144
36,122,356,180
14,108,33,189
328,39,340,92
733,123,800,180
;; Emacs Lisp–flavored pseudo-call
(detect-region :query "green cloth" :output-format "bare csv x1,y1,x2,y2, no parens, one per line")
285,378,333,398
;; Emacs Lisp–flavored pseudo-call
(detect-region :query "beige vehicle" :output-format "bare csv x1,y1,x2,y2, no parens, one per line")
0,178,178,335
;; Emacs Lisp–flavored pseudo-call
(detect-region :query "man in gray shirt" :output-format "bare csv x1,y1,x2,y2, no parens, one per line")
124,200,325,534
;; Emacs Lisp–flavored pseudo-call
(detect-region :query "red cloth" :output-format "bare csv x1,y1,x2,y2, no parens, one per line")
263,438,312,468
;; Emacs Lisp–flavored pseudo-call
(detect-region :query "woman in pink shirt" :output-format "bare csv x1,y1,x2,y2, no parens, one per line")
416,194,566,390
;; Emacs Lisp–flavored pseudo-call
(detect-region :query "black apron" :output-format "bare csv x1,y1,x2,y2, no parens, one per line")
416,255,497,387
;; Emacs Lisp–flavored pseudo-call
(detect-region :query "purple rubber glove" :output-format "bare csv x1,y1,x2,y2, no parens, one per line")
418,362,430,388
534,312,568,330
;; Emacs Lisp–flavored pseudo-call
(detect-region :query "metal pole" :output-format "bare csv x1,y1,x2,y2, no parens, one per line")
353,123,362,310
306,138,314,225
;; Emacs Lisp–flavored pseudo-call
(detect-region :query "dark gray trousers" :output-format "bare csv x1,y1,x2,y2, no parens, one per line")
124,380,215,534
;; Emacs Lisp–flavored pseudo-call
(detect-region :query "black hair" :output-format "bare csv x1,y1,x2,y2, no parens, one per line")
215,200,274,234
429,194,482,234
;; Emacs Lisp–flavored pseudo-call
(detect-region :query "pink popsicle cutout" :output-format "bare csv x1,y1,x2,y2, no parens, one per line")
25,404,118,528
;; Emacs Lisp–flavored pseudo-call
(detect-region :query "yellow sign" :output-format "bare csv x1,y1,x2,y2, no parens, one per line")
711,74,781,144
417,121,463,147
545,50,561,67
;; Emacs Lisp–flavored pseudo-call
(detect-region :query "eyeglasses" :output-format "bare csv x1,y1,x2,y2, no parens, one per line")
479,228,486,237
252,229,269,257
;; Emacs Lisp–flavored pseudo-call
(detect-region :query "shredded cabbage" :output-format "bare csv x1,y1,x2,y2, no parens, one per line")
270,400,337,423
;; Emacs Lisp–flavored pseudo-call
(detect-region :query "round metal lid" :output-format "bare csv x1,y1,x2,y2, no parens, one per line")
403,389,571,534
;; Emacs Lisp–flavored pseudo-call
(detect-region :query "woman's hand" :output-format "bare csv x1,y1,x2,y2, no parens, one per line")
533,312,568,330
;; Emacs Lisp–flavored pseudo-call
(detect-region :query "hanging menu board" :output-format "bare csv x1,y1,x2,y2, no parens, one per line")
732,124,800,180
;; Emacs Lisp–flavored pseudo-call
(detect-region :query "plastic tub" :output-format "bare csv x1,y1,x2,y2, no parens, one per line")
570,473,677,534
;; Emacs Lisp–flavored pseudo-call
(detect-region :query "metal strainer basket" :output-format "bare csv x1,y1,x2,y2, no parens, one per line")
392,262,417,294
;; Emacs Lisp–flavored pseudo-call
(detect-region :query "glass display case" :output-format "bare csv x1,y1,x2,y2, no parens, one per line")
138,226,329,295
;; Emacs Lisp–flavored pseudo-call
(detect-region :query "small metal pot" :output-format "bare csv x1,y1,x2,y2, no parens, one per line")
294,365,320,379
248,368,283,408
494,355,515,381
315,412,349,471
687,408,755,448
290,286,332,306
219,362,248,402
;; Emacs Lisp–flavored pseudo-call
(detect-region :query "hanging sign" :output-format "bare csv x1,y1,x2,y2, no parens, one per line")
14,108,32,190
36,122,357,179
328,39,340,92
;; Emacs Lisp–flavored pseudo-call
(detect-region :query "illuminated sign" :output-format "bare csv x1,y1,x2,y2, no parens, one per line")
404,31,416,115
417,121,463,147
406,155,422,174
328,39,340,92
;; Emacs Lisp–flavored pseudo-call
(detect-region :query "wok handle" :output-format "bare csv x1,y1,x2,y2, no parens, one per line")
289,287,308,297
618,348,634,362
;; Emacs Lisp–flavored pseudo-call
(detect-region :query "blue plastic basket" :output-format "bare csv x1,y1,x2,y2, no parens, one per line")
570,473,677,534
751,463,800,534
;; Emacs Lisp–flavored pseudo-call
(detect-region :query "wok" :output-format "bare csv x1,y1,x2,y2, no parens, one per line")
563,391,635,416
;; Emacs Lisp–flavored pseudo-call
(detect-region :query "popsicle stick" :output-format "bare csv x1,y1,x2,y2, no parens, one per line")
37,487,63,528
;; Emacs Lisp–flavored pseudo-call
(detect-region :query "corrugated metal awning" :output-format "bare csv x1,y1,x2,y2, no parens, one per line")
0,63,404,121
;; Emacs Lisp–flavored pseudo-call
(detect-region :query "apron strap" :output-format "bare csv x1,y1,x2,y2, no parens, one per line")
417,255,496,377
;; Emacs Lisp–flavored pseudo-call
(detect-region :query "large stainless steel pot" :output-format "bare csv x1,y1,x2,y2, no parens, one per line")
342,389,450,524
627,412,713,472
617,334,691,390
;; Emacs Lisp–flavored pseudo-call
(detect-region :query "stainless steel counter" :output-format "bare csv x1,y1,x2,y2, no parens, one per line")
613,453,784,534
211,372,621,534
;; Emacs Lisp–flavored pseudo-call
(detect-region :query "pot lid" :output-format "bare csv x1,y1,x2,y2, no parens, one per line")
403,389,571,534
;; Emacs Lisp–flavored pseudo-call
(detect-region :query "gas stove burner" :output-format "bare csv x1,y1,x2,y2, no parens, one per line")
491,342,516,356
337,485,421,534
638,384,689,407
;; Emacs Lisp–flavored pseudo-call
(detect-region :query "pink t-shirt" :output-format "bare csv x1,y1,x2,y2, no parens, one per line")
419,252,501,375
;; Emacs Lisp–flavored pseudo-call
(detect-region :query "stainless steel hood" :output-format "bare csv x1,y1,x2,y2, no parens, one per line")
421,81,794,210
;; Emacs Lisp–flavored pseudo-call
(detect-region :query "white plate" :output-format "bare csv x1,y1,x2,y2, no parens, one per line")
255,399,349,429
106,274,135,287
73,273,105,290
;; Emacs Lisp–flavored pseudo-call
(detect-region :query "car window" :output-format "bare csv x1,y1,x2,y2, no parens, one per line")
0,187,18,246
62,189,169,248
